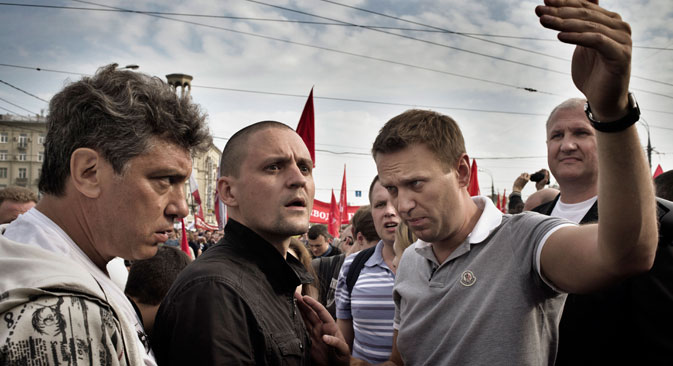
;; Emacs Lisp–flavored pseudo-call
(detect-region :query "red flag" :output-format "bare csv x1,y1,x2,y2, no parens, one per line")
653,164,664,178
296,87,315,166
189,169,201,205
338,165,347,227
327,190,339,238
496,193,502,211
501,189,507,213
180,218,193,259
467,159,480,196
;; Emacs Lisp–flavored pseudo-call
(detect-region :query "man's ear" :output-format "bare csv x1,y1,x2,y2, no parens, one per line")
70,148,104,198
217,176,238,207
456,153,471,188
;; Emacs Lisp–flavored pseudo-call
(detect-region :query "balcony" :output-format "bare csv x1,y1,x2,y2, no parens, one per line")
14,177,27,186
17,142,28,150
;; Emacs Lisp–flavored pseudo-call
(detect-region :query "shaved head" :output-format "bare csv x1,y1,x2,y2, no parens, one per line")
219,121,295,177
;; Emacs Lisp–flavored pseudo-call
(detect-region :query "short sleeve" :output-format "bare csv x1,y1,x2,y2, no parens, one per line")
335,253,357,320
1,295,128,365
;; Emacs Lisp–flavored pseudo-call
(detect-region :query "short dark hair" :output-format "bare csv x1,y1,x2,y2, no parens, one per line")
219,121,295,177
308,224,330,241
372,109,465,171
0,186,38,206
40,63,211,196
655,170,673,201
124,246,191,306
351,205,379,243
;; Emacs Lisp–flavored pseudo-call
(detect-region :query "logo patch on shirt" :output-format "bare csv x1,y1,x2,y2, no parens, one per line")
460,270,476,287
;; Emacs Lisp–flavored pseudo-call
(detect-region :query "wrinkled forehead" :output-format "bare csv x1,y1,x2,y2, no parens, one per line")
546,107,591,135
248,127,312,160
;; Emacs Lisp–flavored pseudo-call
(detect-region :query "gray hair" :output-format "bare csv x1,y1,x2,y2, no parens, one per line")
39,63,211,196
545,98,587,131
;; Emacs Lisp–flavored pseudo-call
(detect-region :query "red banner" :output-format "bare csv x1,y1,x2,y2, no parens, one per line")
311,199,360,224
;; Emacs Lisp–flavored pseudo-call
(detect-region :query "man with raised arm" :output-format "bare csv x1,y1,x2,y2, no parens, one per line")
299,1,659,365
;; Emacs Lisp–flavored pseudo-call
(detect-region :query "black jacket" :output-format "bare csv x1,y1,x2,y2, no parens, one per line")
152,219,313,365
533,196,673,366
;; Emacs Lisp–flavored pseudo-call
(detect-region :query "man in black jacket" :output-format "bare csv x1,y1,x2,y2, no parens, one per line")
532,99,673,366
152,121,346,365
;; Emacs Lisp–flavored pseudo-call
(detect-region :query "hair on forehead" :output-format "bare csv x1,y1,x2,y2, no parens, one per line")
372,109,465,170
219,121,295,177
546,98,587,131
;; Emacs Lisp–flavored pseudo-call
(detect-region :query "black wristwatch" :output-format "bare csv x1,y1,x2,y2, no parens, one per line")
584,92,640,133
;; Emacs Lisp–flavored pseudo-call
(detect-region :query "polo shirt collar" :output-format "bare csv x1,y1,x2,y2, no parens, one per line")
415,196,503,263
364,240,386,268
223,219,314,292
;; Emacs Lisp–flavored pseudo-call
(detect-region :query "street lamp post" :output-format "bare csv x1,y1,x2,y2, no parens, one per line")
478,168,496,204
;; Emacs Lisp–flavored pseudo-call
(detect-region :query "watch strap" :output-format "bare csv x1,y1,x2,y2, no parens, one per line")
584,93,640,133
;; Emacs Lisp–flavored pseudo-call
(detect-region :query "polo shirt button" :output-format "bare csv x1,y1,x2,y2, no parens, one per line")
299,343,303,350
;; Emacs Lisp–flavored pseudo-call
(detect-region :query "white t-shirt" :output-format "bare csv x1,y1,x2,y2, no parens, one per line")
4,208,157,366
551,195,597,224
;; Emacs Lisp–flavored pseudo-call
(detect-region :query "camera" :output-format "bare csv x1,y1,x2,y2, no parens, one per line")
530,172,546,183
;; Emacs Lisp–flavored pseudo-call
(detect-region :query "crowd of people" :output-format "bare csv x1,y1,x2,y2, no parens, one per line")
1,1,673,365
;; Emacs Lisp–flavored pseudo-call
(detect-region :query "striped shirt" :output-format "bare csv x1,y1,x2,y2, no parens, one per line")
335,241,395,363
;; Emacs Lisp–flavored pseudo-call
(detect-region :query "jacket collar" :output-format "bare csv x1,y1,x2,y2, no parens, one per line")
222,219,314,292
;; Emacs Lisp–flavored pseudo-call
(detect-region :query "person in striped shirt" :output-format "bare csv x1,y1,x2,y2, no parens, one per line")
335,176,400,363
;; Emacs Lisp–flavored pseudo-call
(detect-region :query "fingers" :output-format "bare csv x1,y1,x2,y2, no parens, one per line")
536,0,631,65
302,295,336,325
323,335,351,357
295,293,321,328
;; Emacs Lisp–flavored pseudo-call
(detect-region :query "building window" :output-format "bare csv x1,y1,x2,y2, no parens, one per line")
0,150,7,161
38,152,44,162
0,168,6,178
38,134,45,144
0,133,7,143
18,134,28,148
18,153,26,161
18,168,26,179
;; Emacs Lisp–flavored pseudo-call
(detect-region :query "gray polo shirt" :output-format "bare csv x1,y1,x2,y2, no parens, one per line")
394,196,572,365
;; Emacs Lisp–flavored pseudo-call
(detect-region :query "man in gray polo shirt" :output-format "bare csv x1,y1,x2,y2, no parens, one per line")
298,1,658,365
367,1,657,363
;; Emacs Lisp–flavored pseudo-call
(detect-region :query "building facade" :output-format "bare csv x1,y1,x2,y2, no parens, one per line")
186,141,222,226
0,114,46,195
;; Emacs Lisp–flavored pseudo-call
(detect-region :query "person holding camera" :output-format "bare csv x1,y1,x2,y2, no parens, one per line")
507,169,558,214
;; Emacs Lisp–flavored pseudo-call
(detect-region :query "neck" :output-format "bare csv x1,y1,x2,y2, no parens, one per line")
432,195,481,264
36,194,110,272
381,240,396,272
559,182,598,204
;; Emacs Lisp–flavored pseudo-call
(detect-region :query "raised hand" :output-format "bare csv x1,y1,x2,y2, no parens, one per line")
536,0,632,121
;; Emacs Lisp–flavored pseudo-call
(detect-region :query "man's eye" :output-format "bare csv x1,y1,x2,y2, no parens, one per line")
266,164,280,171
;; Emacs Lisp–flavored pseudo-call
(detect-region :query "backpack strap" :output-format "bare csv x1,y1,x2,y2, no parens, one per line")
346,246,377,295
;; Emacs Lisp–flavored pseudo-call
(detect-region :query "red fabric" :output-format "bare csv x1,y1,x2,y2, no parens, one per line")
653,164,664,178
180,218,193,259
328,190,340,237
496,193,502,211
214,188,227,230
310,199,360,224
296,87,315,166
467,159,480,196
501,189,507,213
338,165,348,228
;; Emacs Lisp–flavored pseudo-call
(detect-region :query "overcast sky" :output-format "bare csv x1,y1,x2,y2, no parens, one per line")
1,0,671,205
